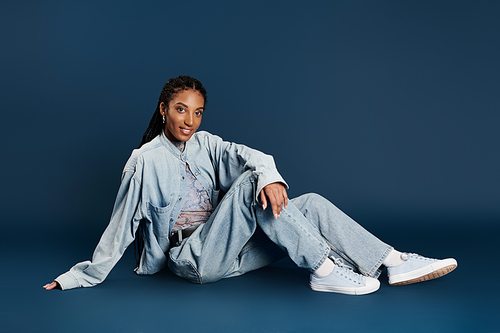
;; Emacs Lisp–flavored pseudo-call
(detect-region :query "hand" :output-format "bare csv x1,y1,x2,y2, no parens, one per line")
260,182,288,219
43,281,61,290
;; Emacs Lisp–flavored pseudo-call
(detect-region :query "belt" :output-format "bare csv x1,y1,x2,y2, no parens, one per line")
169,226,199,246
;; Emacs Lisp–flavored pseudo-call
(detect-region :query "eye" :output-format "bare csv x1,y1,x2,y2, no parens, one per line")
195,110,203,116
176,107,185,112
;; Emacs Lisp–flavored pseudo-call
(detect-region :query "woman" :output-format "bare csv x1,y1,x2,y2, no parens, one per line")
44,76,457,295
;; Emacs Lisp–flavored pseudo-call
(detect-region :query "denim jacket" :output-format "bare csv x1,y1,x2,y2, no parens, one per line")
55,130,287,290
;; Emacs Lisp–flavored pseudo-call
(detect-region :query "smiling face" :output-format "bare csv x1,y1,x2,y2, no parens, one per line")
160,89,205,142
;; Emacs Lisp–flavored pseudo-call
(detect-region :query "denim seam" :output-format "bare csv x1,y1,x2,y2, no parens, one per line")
68,271,81,289
168,252,202,284
225,178,254,199
281,208,330,271
186,259,202,284
304,220,360,270
324,240,358,268
311,246,331,272
365,246,393,278
132,173,142,185
218,176,257,257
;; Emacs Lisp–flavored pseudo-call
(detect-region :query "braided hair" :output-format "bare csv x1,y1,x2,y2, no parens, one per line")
134,75,207,268
138,75,207,148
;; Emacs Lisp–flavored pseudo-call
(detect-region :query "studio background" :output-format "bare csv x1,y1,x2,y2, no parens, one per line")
1,1,499,332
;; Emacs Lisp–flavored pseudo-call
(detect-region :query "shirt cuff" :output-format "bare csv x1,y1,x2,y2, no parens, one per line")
256,169,289,202
55,271,80,290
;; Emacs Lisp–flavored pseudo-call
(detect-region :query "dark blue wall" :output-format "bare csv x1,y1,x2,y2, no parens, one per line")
1,0,499,231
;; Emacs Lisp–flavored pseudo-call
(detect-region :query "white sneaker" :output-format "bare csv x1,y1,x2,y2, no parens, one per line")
387,253,457,286
310,259,380,295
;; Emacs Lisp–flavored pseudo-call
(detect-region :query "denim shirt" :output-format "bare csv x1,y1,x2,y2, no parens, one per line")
55,130,287,290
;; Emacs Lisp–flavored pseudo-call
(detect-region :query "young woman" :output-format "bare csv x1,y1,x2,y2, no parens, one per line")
44,76,457,295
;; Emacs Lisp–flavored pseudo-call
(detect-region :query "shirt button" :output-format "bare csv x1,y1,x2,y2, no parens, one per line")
179,198,182,201
170,218,173,222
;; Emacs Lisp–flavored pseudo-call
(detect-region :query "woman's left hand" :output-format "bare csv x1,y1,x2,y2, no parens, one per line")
260,183,288,219
43,281,61,290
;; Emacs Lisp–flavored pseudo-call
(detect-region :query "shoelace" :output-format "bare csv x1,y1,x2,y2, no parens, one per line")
331,257,363,283
401,253,436,262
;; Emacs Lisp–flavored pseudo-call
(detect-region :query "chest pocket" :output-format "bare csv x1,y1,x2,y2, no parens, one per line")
148,202,171,238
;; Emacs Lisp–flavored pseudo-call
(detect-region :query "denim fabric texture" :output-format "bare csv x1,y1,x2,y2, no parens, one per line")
55,130,391,290
168,172,391,284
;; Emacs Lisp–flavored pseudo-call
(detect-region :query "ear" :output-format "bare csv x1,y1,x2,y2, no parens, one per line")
159,102,167,116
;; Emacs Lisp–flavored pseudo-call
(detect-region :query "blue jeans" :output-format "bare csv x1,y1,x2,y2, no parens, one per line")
168,171,392,284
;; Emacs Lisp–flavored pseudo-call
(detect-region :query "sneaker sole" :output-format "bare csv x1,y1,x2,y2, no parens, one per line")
310,280,380,295
389,258,457,286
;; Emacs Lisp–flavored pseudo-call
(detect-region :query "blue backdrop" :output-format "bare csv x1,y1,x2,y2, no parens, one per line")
1,1,498,231
1,1,499,332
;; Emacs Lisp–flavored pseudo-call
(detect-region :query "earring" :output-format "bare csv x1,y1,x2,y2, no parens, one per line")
162,115,165,123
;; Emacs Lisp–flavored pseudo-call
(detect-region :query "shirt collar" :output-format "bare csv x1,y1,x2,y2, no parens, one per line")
159,130,189,161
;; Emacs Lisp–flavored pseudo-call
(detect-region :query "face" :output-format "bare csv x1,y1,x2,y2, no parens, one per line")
160,89,205,142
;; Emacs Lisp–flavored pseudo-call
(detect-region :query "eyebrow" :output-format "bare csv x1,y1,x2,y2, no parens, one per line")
174,102,204,110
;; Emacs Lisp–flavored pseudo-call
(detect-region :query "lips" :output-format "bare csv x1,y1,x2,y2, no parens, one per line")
179,127,192,135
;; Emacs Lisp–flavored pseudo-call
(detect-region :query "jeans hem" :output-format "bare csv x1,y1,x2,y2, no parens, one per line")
365,246,393,278
311,246,332,272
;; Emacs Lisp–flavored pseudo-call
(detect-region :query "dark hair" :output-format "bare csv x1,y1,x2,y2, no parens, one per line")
138,75,207,148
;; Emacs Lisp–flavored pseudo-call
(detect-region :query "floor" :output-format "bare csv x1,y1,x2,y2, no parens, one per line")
1,220,498,333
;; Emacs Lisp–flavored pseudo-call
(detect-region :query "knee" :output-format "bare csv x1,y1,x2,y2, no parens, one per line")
235,170,257,183
226,171,257,192
303,193,326,202
222,170,258,205
294,192,327,206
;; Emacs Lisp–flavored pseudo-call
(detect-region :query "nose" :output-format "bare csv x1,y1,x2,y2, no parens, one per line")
184,112,193,127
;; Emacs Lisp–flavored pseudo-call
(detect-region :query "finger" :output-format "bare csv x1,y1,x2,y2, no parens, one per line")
43,282,56,290
260,190,267,210
270,193,283,219
47,281,60,290
283,189,288,209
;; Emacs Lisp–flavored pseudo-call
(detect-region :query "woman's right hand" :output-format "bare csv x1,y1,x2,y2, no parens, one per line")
43,281,61,290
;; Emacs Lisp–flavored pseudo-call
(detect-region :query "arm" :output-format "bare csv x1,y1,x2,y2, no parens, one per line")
45,170,143,290
205,132,288,218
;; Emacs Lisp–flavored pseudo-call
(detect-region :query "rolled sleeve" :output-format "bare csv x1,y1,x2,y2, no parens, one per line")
255,169,289,202
55,270,81,290
203,132,288,198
